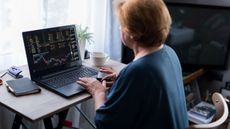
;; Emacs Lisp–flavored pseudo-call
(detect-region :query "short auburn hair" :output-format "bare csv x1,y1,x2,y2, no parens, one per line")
115,0,172,47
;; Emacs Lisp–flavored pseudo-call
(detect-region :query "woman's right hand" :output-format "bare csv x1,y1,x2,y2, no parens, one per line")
100,67,117,87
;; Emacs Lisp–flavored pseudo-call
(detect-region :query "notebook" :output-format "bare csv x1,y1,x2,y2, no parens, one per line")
22,25,98,98
6,77,41,96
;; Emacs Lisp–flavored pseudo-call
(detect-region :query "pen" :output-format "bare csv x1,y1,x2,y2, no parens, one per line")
0,72,7,78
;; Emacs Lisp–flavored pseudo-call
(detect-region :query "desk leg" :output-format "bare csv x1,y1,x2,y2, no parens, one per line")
44,117,53,129
75,106,96,129
56,109,68,129
12,114,22,129
43,109,68,129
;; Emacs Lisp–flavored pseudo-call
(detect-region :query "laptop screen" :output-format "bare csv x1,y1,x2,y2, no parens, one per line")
23,25,82,79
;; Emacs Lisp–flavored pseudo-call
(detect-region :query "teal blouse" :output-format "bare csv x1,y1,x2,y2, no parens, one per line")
95,45,189,129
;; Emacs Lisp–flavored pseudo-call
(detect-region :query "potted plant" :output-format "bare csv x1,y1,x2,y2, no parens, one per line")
76,25,93,60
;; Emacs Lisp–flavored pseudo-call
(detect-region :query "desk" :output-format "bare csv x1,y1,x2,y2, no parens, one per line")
0,59,203,129
0,59,126,129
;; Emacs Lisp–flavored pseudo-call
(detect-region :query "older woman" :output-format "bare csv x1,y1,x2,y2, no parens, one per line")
77,0,189,129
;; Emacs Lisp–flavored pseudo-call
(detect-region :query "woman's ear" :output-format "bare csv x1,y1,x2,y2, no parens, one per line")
129,35,133,39
122,31,134,41
120,27,135,47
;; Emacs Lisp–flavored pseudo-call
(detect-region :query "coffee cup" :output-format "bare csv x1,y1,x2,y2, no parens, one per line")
90,52,109,67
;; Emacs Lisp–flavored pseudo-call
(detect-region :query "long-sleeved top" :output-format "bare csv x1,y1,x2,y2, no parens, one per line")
95,45,189,129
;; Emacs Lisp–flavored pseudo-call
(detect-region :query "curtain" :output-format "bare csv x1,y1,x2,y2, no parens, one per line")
0,0,44,71
104,0,122,61
0,0,113,72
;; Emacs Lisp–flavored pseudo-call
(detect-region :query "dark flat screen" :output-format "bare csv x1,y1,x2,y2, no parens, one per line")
166,3,230,70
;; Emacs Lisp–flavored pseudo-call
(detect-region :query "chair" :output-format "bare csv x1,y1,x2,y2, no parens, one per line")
188,92,229,129
121,43,134,64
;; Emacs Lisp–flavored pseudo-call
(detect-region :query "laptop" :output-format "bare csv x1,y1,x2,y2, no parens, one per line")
22,25,98,98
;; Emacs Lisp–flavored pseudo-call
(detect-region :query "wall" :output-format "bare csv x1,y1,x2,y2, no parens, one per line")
165,0,230,7
198,54,230,99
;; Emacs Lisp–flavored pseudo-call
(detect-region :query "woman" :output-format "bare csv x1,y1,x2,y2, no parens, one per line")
77,0,189,128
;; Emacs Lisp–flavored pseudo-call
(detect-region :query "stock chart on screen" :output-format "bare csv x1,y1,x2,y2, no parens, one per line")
23,26,80,72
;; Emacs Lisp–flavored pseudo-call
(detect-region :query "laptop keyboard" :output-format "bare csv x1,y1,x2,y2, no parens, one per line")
42,66,98,88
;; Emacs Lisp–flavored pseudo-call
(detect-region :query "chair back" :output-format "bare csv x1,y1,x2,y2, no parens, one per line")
188,92,229,129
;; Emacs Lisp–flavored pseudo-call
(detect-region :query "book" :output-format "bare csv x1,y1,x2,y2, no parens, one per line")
188,101,216,124
188,111,214,124
6,77,41,96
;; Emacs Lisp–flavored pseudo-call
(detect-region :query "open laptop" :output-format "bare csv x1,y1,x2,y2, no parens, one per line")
22,25,98,98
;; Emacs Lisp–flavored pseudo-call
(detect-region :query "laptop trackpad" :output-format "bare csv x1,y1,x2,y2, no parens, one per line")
56,83,85,96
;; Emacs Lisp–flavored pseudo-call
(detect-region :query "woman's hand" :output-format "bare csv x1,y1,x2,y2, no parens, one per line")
77,77,107,110
77,77,106,97
100,67,117,87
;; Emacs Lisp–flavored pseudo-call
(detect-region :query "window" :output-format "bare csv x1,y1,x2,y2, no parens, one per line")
0,0,108,71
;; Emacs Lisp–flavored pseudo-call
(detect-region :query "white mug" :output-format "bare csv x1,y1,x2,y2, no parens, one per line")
90,52,109,66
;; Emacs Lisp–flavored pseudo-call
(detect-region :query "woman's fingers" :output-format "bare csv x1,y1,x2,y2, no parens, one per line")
100,69,113,74
100,67,115,74
77,77,94,89
99,67,117,83
77,78,89,88
102,73,116,81
78,77,90,82
76,80,85,85
77,77,106,96
102,80,106,87
100,67,112,70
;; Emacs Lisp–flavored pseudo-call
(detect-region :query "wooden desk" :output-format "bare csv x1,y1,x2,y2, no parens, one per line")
0,58,204,128
0,59,126,128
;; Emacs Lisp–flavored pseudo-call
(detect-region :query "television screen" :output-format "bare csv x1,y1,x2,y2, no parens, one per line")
165,2,230,70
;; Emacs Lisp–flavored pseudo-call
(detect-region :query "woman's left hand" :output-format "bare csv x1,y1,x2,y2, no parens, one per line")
77,77,106,97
